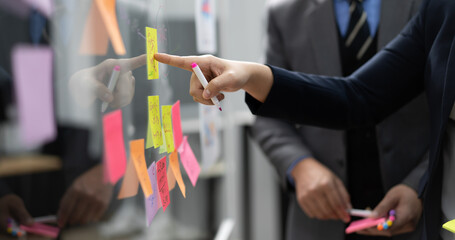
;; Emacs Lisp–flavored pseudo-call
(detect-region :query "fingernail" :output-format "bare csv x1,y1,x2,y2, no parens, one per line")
203,89,211,99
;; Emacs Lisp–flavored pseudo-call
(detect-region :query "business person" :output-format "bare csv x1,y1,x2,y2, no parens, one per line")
252,0,428,239
154,0,455,238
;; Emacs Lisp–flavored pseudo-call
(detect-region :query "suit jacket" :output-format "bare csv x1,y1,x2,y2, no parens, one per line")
247,0,454,239
252,0,428,239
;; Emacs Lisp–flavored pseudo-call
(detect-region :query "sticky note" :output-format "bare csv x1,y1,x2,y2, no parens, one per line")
146,122,153,149
145,162,161,226
159,127,167,154
167,165,176,191
102,110,127,184
146,27,159,79
345,217,386,234
20,223,59,238
172,101,183,149
130,139,153,198
443,219,455,233
148,96,163,148
12,45,56,148
178,136,201,187
117,159,139,199
162,105,175,153
79,0,126,55
156,156,170,212
170,151,186,198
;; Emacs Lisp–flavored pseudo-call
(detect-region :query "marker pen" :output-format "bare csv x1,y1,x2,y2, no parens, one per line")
191,62,222,111
101,65,121,113
348,209,373,218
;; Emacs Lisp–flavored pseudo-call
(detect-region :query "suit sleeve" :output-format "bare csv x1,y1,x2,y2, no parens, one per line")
251,4,313,189
246,10,426,129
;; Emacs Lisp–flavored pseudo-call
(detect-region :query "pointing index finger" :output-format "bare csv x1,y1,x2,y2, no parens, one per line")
154,53,193,71
119,54,147,71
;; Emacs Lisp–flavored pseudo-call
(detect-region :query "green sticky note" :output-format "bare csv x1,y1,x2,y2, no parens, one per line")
146,122,153,149
443,219,455,233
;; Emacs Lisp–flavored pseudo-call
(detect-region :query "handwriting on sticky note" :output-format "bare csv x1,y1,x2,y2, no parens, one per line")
172,101,183,149
148,96,163,148
117,159,139,199
79,0,126,55
146,27,159,79
12,45,56,148
102,109,127,184
443,219,455,233
178,136,201,187
170,151,186,197
156,156,170,212
146,162,161,226
162,105,175,153
159,127,167,154
130,139,153,198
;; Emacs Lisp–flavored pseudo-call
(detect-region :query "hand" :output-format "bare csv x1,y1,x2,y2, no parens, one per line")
357,184,422,236
292,157,351,223
0,194,33,231
57,164,113,227
69,55,146,109
154,53,273,104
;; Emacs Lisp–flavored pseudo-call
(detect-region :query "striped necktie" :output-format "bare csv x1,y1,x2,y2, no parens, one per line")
345,0,372,60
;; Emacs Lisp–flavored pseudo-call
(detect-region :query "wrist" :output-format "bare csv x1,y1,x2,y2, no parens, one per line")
291,157,317,182
242,63,273,103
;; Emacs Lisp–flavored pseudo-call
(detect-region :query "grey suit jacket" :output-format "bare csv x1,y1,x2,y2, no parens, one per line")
252,0,428,239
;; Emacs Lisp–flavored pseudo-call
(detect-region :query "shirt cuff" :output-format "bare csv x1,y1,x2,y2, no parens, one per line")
286,155,311,188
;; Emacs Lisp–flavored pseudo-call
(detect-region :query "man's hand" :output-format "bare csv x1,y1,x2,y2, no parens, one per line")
57,164,113,227
357,184,422,236
0,194,33,231
292,157,351,223
69,55,146,109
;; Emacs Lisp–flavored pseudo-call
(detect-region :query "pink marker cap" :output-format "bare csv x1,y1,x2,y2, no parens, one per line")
191,62,198,68
114,65,121,71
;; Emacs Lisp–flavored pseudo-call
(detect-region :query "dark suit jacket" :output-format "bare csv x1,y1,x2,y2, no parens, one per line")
251,0,428,239
246,0,454,239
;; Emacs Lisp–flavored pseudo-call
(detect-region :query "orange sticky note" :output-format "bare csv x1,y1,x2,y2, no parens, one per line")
167,165,176,191
148,96,163,148
102,110,127,184
79,0,126,55
170,151,186,198
146,27,159,79
130,139,153,198
162,105,175,153
117,158,139,199
156,156,170,212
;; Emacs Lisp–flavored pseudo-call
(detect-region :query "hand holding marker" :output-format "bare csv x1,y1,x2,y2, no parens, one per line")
101,65,121,113
191,62,222,111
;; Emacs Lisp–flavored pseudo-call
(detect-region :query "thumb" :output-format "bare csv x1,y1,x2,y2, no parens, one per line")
94,80,114,103
10,198,33,226
372,193,398,218
203,72,232,99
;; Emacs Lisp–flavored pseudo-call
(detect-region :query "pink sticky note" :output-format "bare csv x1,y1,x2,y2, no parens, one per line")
20,223,60,238
172,100,183,149
145,162,162,226
12,45,56,148
345,217,386,234
178,136,201,187
102,110,127,184
156,156,170,212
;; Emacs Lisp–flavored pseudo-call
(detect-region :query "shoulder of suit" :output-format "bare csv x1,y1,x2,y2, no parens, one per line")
267,0,317,15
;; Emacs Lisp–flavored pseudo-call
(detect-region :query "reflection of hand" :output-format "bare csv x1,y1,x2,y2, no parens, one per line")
0,194,33,231
57,164,113,227
154,53,273,104
292,157,351,223
357,184,422,236
69,55,146,109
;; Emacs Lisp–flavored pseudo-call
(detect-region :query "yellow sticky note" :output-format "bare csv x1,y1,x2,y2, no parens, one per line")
130,139,153,198
170,151,186,198
443,219,455,233
117,158,139,199
146,27,159,79
146,121,153,149
159,127,167,154
162,105,175,153
148,96,163,148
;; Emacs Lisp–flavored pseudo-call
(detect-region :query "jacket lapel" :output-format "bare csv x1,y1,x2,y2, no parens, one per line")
307,0,342,76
